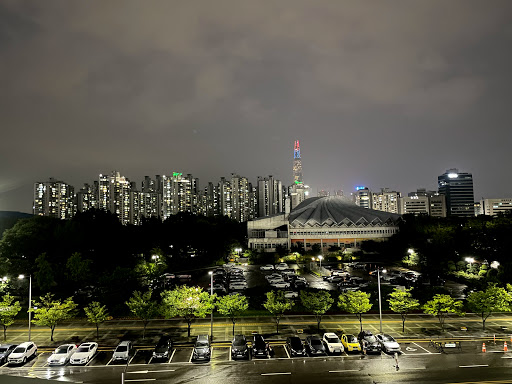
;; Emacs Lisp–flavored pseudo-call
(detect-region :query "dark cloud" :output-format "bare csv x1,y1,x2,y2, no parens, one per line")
1,0,511,212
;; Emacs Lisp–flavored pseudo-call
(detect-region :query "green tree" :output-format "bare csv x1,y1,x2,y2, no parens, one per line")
423,294,464,331
338,291,373,332
216,294,249,335
388,287,420,333
66,252,92,284
0,294,21,340
467,284,512,330
135,257,167,286
31,293,77,341
125,290,159,339
35,253,56,291
300,291,334,332
263,290,294,334
161,286,213,337
84,301,110,338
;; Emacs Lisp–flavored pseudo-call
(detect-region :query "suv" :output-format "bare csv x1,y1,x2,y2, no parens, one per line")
231,335,249,360
192,335,211,362
286,336,306,357
152,336,173,360
322,333,344,354
252,334,273,358
7,342,37,365
0,344,17,364
112,341,133,362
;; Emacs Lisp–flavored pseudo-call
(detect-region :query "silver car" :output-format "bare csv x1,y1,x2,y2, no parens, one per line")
375,334,401,353
112,341,133,362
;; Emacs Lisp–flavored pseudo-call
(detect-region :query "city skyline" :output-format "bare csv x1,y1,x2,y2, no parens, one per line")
1,1,512,213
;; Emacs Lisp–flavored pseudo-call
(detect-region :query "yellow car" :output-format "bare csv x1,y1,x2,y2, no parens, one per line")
341,334,362,353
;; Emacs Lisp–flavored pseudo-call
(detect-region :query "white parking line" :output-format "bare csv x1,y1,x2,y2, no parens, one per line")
261,372,291,376
128,351,137,365
106,356,114,366
329,370,359,373
283,346,290,359
412,342,431,353
188,349,194,363
125,379,156,382
459,364,489,368
167,349,176,363
85,354,98,367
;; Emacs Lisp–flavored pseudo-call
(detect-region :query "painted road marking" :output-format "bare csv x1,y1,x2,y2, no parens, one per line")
329,370,359,373
412,342,431,353
167,349,176,363
284,346,290,359
459,364,489,368
125,379,156,382
261,372,291,376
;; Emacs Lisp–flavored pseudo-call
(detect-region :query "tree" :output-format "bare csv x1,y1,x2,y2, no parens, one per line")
66,252,92,284
467,284,512,330
84,301,110,338
263,290,294,334
35,253,56,291
125,290,159,339
338,291,373,332
300,291,334,332
31,293,77,341
423,294,464,331
161,286,213,337
0,294,21,340
388,287,420,332
216,294,249,335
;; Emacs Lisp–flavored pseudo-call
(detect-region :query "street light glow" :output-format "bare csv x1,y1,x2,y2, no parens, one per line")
408,249,414,254
465,257,475,264
18,274,25,280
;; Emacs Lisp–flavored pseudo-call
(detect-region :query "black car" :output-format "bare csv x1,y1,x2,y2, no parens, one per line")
231,335,249,360
286,336,306,357
0,344,17,364
192,335,211,362
305,336,326,356
357,330,381,354
252,334,273,358
152,336,173,360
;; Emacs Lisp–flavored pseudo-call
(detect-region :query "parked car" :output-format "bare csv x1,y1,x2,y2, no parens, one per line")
112,340,133,362
260,264,274,271
275,263,289,271
266,273,283,281
270,281,291,289
357,330,381,354
8,342,37,365
0,344,17,365
305,336,326,356
192,335,211,362
375,334,401,354
152,336,173,360
231,335,249,360
70,342,98,365
286,336,306,357
229,282,247,290
341,334,361,353
322,333,344,354
252,334,273,358
47,344,77,365
284,291,299,299
294,280,309,289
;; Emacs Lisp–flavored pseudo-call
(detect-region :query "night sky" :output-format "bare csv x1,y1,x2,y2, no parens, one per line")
1,1,512,213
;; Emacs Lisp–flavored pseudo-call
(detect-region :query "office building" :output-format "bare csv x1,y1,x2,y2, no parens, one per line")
372,188,401,214
478,198,512,216
438,168,475,217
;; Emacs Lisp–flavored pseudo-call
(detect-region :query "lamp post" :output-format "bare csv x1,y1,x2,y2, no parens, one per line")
18,274,32,341
208,271,213,340
318,255,323,269
377,268,386,334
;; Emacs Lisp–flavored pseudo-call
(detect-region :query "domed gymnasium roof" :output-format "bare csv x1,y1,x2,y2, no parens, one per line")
289,197,401,227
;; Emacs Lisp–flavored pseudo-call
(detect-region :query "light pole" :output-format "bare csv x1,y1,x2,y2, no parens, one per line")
377,268,386,334
208,271,213,340
318,255,323,269
18,274,32,341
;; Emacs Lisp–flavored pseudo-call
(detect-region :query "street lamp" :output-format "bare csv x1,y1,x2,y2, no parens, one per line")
208,271,213,340
18,274,32,341
318,255,323,269
491,261,500,269
465,257,475,264
376,268,386,334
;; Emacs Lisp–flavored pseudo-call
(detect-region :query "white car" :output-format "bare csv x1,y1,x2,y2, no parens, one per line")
267,276,285,284
270,281,290,289
266,273,282,281
283,291,299,299
70,342,98,365
275,263,289,271
322,333,344,354
375,334,401,353
47,344,77,365
8,342,37,365
260,264,274,271
229,282,247,290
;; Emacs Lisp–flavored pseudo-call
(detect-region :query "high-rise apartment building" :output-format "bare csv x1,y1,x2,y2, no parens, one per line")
108,171,132,225
257,175,284,217
230,173,251,222
33,178,74,219
76,183,97,213
372,188,401,214
438,168,475,217
162,172,195,219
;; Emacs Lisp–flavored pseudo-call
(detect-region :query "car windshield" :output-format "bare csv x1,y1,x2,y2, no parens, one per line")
233,337,246,346
382,335,395,342
115,346,128,352
366,335,377,343
0,347,7,353
346,335,357,343
290,338,302,348
77,346,89,352
56,347,69,354
13,347,26,353
326,337,340,343
310,339,322,346
195,341,209,347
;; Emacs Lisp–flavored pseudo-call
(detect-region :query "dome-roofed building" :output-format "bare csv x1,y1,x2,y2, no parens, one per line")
248,196,401,252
